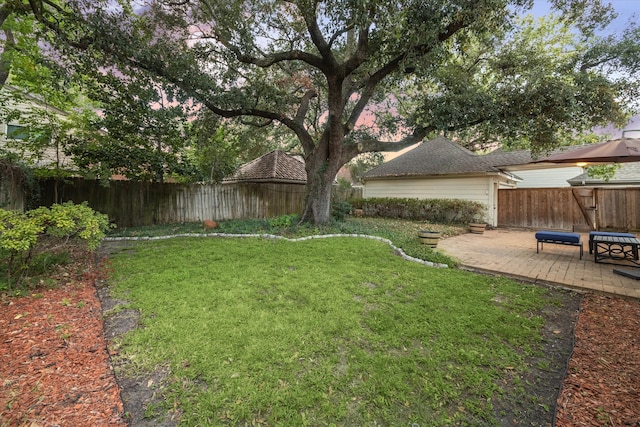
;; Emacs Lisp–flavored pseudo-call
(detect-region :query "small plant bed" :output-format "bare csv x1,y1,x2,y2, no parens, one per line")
108,217,466,240
108,216,468,268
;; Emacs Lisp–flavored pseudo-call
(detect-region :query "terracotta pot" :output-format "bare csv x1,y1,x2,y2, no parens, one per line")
203,219,218,230
418,230,440,247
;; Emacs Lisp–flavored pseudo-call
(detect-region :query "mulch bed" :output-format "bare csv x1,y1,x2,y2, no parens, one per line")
1,253,639,426
556,294,640,426
0,256,126,426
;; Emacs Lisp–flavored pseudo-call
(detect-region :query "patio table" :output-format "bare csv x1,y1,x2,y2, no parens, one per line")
593,235,640,266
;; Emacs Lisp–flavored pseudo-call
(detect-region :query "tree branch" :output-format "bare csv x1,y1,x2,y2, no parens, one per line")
358,125,430,153
327,23,354,48
301,3,337,69
342,26,369,76
339,125,432,164
215,36,327,70
342,3,376,76
579,54,618,72
295,88,318,124
197,0,326,70
27,0,93,50
344,17,468,135
0,0,35,87
0,28,15,87
0,2,17,26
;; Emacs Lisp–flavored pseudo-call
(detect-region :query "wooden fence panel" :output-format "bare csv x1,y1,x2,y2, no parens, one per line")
627,189,640,231
0,180,25,211
499,187,639,232
39,178,308,227
0,168,27,211
596,188,640,231
499,188,586,230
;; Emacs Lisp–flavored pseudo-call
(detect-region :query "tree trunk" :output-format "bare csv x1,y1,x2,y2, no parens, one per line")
301,154,343,225
302,174,333,224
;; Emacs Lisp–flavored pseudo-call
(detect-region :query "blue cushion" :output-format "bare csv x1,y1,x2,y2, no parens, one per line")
535,231,581,244
589,231,635,238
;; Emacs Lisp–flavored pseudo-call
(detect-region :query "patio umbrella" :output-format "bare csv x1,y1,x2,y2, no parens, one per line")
534,138,640,165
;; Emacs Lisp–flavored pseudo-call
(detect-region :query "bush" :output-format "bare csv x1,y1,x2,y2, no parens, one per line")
0,202,111,290
268,214,300,229
348,197,485,224
332,200,353,222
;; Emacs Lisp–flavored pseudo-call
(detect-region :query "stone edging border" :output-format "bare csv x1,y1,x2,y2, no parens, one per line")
105,233,449,269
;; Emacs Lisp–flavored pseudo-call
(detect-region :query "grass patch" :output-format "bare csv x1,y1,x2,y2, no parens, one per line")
108,235,548,426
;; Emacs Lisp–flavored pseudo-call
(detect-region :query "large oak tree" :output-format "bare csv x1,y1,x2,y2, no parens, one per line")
8,0,640,224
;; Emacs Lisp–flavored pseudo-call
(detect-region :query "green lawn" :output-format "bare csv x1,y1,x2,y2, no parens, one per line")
107,232,552,426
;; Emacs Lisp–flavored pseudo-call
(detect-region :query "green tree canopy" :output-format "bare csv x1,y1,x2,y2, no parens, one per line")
1,1,274,184
65,73,203,183
11,0,640,223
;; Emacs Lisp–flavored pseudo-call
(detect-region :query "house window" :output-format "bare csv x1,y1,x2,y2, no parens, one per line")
6,124,29,140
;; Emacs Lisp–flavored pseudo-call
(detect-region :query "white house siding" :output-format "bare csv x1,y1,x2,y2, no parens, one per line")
0,87,73,169
363,175,504,225
510,167,583,188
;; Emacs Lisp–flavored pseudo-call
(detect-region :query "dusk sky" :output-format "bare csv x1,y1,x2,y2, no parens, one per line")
531,0,638,36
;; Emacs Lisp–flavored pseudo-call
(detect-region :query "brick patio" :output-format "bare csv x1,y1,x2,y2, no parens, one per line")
437,228,640,299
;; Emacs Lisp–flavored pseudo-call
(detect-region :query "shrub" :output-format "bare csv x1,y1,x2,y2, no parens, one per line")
268,214,300,229
348,197,485,224
332,200,353,222
0,202,111,290
30,202,111,250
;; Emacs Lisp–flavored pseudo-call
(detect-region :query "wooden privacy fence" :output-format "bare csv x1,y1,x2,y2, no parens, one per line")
0,179,25,211
39,178,363,227
498,187,640,232
40,178,308,227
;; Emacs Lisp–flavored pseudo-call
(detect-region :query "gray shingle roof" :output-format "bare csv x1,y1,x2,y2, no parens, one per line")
362,136,533,179
225,150,307,184
361,136,640,185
